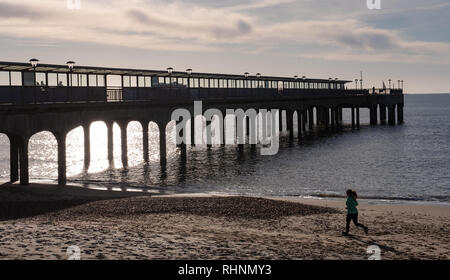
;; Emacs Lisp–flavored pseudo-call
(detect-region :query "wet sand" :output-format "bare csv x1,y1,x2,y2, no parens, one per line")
0,183,449,260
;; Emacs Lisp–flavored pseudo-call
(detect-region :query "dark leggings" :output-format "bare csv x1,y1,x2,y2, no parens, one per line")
346,213,366,233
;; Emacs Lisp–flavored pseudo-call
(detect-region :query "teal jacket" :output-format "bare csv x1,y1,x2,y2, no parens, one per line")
346,197,358,214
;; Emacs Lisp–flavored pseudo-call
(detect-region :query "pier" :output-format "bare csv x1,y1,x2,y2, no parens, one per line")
0,61,404,186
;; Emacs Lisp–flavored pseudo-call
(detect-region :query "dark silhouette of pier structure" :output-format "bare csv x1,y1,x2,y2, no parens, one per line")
0,61,404,186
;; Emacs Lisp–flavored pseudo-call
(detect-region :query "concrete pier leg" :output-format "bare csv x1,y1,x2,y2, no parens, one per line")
297,111,302,140
324,108,330,130
308,108,314,130
356,107,360,130
206,120,212,147
106,121,114,164
119,121,128,167
351,107,356,130
19,137,29,186
286,110,294,139
316,107,322,125
176,119,187,159
397,104,404,124
9,135,19,183
191,117,195,146
83,124,90,169
142,122,149,162
380,105,387,124
279,110,283,132
222,112,226,146
335,108,340,129
388,105,396,125
302,111,307,134
339,108,343,126
370,106,378,125
330,108,336,131
57,135,67,186
159,123,167,165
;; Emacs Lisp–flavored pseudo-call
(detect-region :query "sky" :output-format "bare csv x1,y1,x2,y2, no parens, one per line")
0,0,449,93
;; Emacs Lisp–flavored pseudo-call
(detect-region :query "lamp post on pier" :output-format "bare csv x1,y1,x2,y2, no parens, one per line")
66,61,75,103
29,58,39,103
244,72,249,88
186,68,192,88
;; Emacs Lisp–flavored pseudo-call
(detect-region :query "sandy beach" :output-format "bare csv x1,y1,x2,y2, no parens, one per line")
0,183,448,260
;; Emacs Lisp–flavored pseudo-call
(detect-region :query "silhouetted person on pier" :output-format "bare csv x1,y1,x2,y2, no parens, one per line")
343,189,368,235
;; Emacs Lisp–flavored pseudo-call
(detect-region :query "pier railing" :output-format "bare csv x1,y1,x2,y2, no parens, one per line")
0,86,391,106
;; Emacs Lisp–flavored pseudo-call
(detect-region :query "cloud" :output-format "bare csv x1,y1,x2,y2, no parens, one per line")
0,0,449,65
0,2,45,19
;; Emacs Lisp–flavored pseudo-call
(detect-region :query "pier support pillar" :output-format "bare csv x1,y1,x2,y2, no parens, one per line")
9,135,19,183
57,134,67,186
380,105,387,124
176,119,187,159
221,111,227,146
388,105,396,125
351,107,356,130
159,123,167,165
119,121,128,167
316,107,322,125
19,137,29,186
356,107,360,130
206,120,213,147
279,110,283,132
308,108,314,130
339,107,343,126
106,121,114,164
330,108,336,131
287,110,294,139
336,107,341,129
142,121,149,162
302,111,307,134
297,110,302,140
324,108,330,130
191,117,195,146
370,106,378,125
83,124,90,169
397,104,404,124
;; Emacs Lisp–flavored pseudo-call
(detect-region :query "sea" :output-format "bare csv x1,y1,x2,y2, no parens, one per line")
1,94,449,204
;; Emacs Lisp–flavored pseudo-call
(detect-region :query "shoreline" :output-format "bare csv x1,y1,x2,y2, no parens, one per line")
0,183,449,260
3,178,448,207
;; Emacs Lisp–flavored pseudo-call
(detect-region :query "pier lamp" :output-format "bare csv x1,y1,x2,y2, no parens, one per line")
388,79,392,89
167,67,173,87
66,61,75,86
401,80,404,89
244,72,249,88
355,79,358,89
186,68,192,88
29,58,39,86
66,61,75,102
29,58,39,69
398,80,401,89
360,79,363,90
66,61,75,71
256,73,261,88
